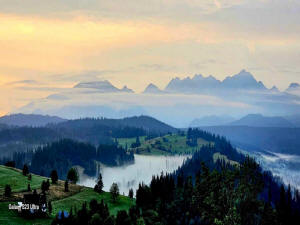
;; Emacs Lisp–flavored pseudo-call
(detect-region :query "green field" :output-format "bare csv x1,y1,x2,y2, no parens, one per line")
117,136,146,148
0,165,46,194
0,166,134,225
132,134,210,155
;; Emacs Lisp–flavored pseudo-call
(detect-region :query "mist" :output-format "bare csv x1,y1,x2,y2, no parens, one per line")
79,154,189,195
250,151,300,190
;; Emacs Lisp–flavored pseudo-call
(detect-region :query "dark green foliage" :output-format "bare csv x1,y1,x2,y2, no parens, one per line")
94,173,104,193
110,183,120,203
52,199,115,225
131,136,141,148
48,201,52,214
31,139,96,179
50,170,58,184
4,161,15,168
97,144,134,166
4,184,11,197
11,139,134,180
27,183,31,191
116,210,131,225
41,180,48,193
67,168,79,184
22,164,29,176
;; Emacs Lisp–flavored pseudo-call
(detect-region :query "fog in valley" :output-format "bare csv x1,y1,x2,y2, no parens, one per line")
247,151,300,190
79,154,189,195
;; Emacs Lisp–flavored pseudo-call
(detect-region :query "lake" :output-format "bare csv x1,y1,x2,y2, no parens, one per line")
79,154,189,195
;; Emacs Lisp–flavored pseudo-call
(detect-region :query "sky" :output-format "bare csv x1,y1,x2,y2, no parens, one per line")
1,0,300,115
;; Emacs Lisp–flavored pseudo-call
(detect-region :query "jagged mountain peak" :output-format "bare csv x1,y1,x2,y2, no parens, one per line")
270,86,280,92
287,83,300,92
143,83,164,94
222,70,266,90
121,85,134,93
165,70,267,93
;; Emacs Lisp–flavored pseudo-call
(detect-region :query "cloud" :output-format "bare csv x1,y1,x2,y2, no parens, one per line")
6,79,38,86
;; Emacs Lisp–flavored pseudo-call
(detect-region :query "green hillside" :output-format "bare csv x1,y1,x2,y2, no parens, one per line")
0,166,134,225
0,165,46,194
131,134,210,155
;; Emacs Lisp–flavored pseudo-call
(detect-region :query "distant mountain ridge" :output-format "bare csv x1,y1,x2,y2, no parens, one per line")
51,70,300,97
201,125,300,155
164,70,268,94
229,114,294,128
54,115,176,134
0,113,67,127
189,115,235,127
74,80,134,93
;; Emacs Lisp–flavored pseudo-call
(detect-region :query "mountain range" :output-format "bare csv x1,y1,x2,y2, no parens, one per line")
229,114,294,127
191,113,300,128
165,70,268,94
73,70,299,95
12,70,300,127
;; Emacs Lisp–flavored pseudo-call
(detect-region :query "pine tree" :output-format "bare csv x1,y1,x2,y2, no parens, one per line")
46,179,50,191
129,188,134,199
50,170,58,184
41,181,48,193
22,164,29,176
110,183,120,202
94,173,104,193
64,180,69,192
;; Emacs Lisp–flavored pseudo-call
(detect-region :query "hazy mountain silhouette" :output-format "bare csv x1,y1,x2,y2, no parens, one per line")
189,115,235,127
230,114,294,127
165,70,268,94
0,113,67,127
143,83,164,94
74,80,134,93
286,83,300,92
201,125,300,155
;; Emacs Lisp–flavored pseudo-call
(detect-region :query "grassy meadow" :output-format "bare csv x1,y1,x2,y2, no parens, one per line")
0,165,134,225
130,134,210,155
